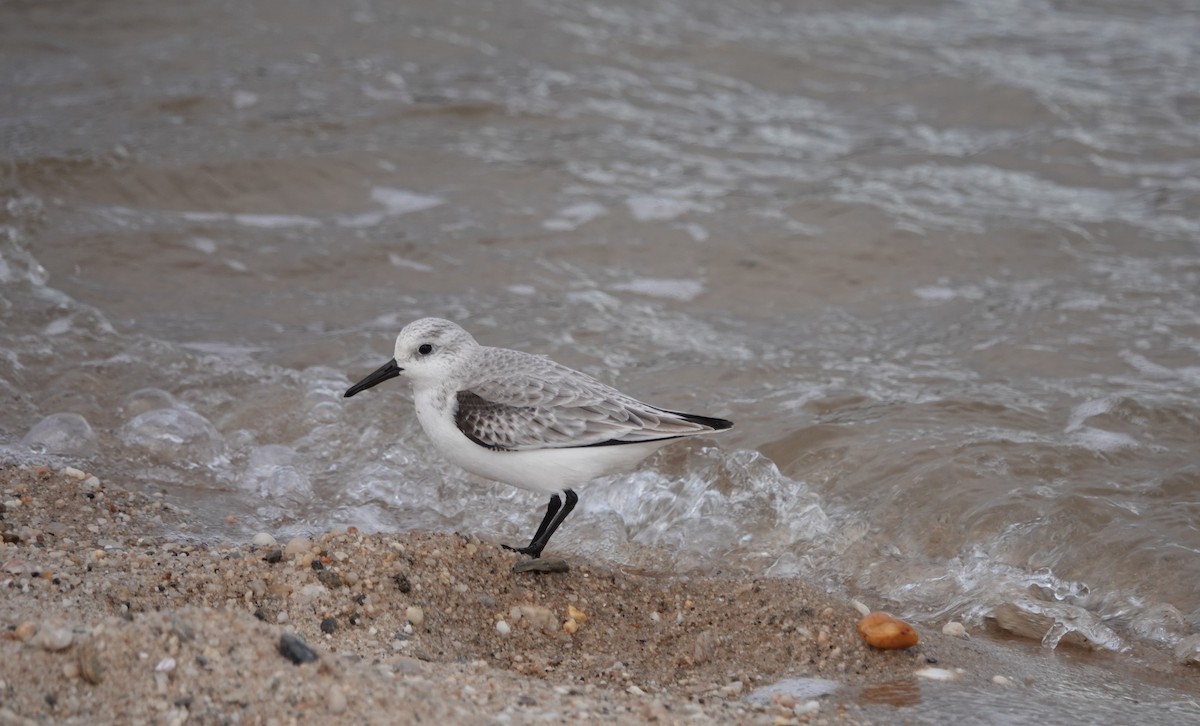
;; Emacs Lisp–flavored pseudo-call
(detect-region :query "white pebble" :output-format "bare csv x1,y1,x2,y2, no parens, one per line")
851,599,871,617
284,537,312,557
915,667,960,681
795,700,821,716
627,685,645,696
252,533,277,547
495,620,511,636
405,606,424,629
992,675,1014,687
33,626,74,652
942,621,969,638
155,657,177,673
63,467,87,480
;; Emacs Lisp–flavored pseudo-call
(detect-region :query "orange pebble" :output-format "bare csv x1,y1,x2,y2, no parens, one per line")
857,612,919,649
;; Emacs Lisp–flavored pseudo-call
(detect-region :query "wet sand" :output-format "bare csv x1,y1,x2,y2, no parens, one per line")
0,462,1051,724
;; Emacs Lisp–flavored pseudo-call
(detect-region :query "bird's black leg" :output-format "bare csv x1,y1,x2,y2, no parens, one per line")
520,489,578,559
503,493,561,557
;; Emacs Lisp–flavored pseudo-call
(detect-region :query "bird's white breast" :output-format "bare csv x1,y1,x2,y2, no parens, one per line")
412,386,673,495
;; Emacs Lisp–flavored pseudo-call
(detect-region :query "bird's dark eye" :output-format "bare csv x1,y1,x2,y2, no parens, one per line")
418,343,433,355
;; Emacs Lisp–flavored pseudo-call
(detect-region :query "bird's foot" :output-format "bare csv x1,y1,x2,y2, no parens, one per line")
502,543,543,559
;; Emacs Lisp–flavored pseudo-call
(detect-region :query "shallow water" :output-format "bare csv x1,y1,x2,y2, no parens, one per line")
3,0,1200,717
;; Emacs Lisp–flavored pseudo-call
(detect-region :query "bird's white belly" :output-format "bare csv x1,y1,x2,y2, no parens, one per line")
413,388,672,494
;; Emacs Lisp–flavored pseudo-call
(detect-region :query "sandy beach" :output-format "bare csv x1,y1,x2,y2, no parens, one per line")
0,462,1052,724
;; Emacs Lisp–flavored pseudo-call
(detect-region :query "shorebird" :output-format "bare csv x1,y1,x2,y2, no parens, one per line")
344,318,733,558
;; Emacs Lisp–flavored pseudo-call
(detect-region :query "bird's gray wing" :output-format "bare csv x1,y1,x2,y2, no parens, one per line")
453,349,717,451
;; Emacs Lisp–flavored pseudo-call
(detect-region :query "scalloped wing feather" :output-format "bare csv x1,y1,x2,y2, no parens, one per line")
454,348,719,451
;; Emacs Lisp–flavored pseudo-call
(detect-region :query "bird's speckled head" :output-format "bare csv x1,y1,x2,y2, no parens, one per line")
344,318,479,399
392,318,479,385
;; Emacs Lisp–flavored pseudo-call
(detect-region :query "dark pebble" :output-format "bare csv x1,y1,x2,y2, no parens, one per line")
517,695,537,706
2,531,19,544
316,569,342,589
320,617,338,634
278,634,318,665
393,573,411,593
253,608,267,622
174,696,194,708
263,548,283,564
310,560,325,570
512,557,570,574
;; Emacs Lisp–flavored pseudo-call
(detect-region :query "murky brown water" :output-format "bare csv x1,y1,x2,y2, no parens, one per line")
4,0,1200,719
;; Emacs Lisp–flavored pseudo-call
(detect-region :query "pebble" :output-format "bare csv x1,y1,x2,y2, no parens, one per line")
278,634,318,664
857,612,919,650
568,604,587,623
519,605,559,634
14,621,37,642
992,675,1014,687
496,620,511,636
79,643,104,684
32,625,74,651
251,532,277,547
915,667,960,681
316,569,343,589
942,621,969,638
850,599,871,617
284,537,312,558
155,657,177,673
62,467,87,480
327,684,347,714
321,617,338,634
406,606,425,629
563,618,579,634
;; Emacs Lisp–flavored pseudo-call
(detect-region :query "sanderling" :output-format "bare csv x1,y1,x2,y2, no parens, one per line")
344,317,733,559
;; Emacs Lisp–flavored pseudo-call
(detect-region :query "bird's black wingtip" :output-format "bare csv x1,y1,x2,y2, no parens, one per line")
674,411,734,431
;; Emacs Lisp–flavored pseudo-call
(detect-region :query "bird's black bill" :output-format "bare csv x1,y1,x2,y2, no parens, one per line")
344,359,402,398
